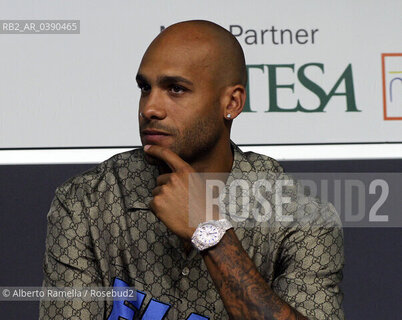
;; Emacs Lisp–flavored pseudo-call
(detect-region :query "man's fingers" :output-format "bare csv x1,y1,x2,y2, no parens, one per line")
156,173,171,186
144,145,189,172
152,186,162,196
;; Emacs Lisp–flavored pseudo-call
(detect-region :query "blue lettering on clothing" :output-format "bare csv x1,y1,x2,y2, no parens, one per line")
107,278,140,320
141,298,171,319
187,313,209,319
107,277,208,319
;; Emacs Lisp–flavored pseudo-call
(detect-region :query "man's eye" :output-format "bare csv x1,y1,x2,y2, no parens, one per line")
138,84,150,93
170,85,185,94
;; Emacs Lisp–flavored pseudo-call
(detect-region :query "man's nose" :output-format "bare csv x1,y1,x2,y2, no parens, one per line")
140,90,167,120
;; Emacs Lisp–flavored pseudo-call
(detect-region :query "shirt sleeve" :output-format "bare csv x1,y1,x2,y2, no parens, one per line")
39,193,106,320
271,202,345,320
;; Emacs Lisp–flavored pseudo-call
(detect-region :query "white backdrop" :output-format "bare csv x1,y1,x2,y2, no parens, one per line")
0,1,401,159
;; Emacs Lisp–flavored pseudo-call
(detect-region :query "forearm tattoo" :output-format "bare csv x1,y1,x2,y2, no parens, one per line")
202,230,308,320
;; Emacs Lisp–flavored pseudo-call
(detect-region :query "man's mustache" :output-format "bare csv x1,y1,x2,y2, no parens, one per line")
140,123,178,135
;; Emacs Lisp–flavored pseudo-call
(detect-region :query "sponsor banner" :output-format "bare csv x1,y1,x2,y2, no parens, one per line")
0,0,401,150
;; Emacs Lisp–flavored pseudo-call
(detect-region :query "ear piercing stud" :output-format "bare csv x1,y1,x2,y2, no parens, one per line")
226,114,231,119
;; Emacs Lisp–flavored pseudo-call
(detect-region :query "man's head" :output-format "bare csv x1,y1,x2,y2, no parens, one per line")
136,20,247,165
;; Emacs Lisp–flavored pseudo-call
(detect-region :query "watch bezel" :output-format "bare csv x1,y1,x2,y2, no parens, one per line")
191,219,233,251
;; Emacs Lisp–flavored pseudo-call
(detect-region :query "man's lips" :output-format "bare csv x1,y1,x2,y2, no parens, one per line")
141,129,172,144
141,129,171,136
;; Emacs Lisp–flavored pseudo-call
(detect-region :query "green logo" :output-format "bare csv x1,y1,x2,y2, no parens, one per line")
244,63,360,112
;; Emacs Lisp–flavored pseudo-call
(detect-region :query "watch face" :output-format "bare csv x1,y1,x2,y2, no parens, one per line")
197,224,220,246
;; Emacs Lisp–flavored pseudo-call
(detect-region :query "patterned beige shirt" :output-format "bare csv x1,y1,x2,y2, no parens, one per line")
40,143,344,319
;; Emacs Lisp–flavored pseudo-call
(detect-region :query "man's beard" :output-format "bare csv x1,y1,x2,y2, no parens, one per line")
174,114,221,164
142,112,221,168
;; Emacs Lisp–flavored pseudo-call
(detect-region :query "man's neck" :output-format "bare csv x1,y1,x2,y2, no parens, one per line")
191,139,234,174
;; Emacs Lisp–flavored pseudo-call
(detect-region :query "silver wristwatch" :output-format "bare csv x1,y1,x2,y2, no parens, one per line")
191,219,233,251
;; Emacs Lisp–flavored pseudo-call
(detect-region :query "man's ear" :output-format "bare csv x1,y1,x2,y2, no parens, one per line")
222,84,246,120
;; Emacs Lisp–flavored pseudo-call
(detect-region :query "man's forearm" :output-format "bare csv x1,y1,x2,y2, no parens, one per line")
201,229,308,320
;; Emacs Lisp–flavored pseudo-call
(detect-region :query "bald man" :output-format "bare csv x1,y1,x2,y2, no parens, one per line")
40,20,344,320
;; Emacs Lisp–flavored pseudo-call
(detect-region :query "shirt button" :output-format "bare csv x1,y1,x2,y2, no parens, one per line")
181,267,189,276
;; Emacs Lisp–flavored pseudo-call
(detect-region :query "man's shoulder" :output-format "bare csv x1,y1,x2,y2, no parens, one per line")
235,146,284,174
54,148,146,202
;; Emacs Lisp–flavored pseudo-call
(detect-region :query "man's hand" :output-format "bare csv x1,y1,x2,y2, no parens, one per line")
144,144,209,240
144,144,310,320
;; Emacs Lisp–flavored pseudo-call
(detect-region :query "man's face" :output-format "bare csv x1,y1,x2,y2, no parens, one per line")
136,37,225,164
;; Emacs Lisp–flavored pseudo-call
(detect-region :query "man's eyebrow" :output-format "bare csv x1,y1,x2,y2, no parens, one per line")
135,74,194,87
158,75,194,86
